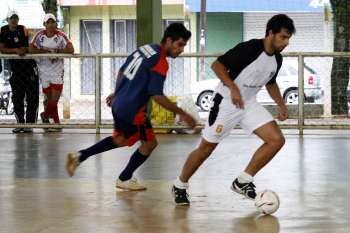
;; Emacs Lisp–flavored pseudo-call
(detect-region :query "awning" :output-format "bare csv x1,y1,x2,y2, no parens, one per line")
185,0,326,12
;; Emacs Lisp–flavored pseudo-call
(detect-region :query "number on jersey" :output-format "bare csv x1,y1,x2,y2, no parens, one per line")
124,52,143,80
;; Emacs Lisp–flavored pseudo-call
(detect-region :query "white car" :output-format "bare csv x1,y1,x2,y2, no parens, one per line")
191,61,323,111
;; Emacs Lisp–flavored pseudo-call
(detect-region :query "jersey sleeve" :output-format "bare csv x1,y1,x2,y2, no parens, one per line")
30,31,41,48
147,51,168,96
58,31,72,48
217,39,264,81
217,42,246,71
266,53,283,85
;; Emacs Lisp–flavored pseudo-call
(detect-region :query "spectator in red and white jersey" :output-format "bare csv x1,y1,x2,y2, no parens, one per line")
29,13,74,131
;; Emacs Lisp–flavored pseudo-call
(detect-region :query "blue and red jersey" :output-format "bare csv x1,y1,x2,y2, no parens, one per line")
112,43,168,124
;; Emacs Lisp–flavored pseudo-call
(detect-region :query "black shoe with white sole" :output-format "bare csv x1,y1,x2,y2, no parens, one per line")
231,178,257,200
172,185,190,205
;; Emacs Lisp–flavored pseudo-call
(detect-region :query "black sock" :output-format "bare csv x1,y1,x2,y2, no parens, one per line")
119,149,149,181
79,136,118,163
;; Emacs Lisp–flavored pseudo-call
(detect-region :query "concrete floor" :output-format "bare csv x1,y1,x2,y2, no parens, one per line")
1,131,350,233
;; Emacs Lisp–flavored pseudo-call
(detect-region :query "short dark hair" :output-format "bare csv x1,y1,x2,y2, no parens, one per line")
265,14,295,37
161,23,191,43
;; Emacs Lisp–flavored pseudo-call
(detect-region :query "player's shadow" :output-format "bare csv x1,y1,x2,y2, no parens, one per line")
115,188,190,232
171,201,191,232
115,189,144,203
232,212,280,233
13,134,40,178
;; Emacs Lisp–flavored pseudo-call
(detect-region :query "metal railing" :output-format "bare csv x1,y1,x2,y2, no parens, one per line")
0,52,349,134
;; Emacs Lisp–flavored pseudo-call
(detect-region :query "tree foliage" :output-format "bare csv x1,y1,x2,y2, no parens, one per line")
42,0,58,17
330,0,350,115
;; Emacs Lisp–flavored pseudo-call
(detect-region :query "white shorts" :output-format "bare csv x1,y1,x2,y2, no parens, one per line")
202,93,274,143
40,73,64,90
37,59,65,89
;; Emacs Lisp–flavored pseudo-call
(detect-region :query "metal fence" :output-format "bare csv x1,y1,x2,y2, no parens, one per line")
0,52,349,134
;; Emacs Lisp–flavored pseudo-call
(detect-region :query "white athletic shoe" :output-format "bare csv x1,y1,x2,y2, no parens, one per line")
116,177,147,191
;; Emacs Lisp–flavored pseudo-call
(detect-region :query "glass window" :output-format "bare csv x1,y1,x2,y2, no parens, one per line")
110,20,136,90
80,20,102,95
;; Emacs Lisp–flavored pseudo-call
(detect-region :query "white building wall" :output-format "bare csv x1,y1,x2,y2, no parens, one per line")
244,12,335,115
243,12,333,52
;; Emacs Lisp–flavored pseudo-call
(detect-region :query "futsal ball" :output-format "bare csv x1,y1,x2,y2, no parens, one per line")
254,189,280,215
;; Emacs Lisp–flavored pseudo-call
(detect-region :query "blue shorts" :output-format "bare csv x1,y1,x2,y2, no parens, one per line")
112,118,155,147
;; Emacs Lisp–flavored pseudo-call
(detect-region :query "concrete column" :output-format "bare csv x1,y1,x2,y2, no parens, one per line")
102,6,111,96
62,7,71,119
136,0,162,47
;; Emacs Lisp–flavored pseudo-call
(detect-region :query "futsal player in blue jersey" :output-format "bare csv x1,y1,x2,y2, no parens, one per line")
66,23,196,190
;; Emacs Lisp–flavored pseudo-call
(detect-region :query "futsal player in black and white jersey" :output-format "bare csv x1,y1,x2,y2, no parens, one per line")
172,14,296,205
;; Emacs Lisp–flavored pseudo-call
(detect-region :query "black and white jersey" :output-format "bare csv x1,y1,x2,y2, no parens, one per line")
216,39,282,103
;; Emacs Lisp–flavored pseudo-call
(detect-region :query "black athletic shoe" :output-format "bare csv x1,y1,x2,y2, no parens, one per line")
172,185,190,205
12,128,24,133
231,178,257,200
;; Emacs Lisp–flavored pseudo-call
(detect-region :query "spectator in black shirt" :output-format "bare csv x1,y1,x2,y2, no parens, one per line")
0,10,39,133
